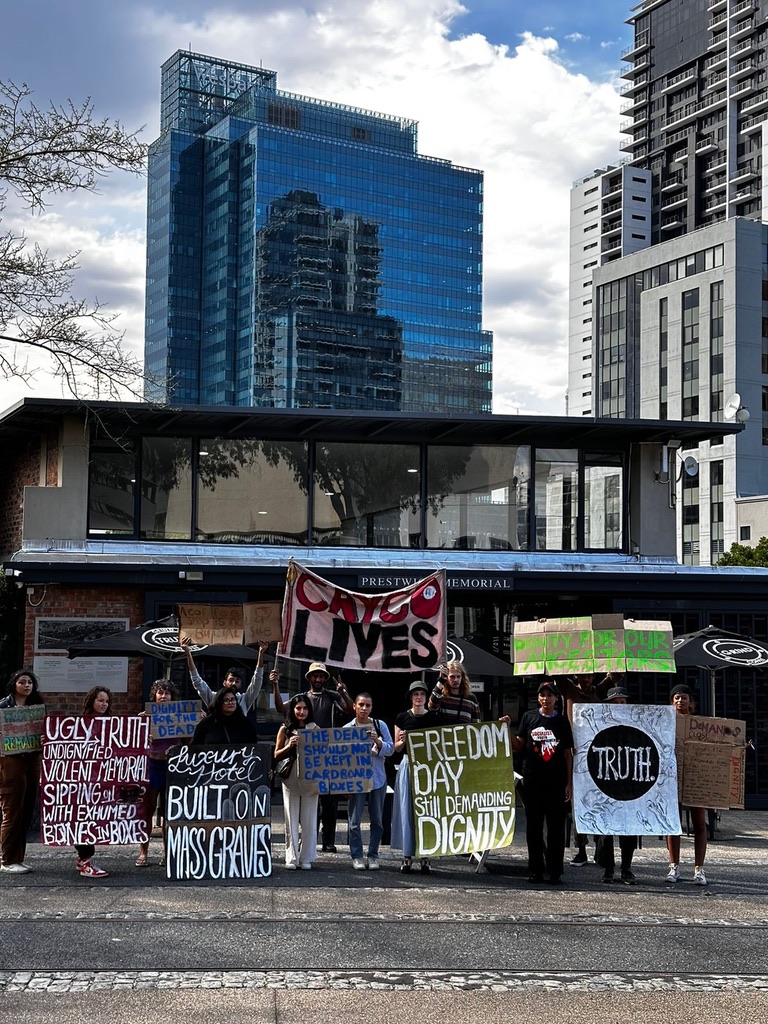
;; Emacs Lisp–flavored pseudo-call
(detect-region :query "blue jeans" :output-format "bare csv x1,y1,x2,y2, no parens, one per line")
348,785,386,859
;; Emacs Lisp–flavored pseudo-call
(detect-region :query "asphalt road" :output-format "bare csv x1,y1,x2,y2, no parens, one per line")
2,808,767,1022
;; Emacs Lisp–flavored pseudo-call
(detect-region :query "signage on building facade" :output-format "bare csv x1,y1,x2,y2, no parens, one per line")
357,573,513,591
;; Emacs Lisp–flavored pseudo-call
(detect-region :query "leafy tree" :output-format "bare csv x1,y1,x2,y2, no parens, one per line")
0,80,151,399
717,536,768,567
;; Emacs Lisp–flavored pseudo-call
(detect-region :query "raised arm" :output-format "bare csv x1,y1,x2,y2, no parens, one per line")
181,635,215,708
241,640,269,714
270,667,287,716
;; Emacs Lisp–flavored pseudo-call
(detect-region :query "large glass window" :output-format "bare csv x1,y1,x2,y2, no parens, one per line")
682,466,700,565
88,449,136,536
425,445,530,551
196,439,309,544
312,442,421,547
534,449,578,551
141,438,193,540
584,453,624,550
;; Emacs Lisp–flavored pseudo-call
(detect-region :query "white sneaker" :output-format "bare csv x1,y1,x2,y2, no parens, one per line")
693,867,708,886
19,863,34,872
299,863,312,870
665,864,680,883
351,857,367,870
1,863,30,874
284,862,297,870
367,857,380,870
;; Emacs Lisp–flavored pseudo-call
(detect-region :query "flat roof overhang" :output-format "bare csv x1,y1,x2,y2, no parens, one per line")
0,397,743,449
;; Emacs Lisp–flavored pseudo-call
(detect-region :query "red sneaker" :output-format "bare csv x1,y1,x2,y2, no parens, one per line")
79,860,109,878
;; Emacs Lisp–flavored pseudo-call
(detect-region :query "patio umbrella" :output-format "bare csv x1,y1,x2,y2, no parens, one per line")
445,637,515,677
66,615,262,676
672,625,768,714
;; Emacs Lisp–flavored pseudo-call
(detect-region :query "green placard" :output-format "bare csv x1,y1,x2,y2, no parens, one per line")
0,705,45,755
407,723,516,857
624,625,674,672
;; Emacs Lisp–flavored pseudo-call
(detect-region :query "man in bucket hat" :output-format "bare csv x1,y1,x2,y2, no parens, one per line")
297,662,354,853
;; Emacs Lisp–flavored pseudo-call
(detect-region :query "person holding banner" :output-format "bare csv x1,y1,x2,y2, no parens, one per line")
511,680,573,885
0,669,44,874
274,696,319,869
191,688,258,746
135,679,179,868
181,636,268,716
391,680,441,873
593,686,639,884
427,662,480,725
666,684,708,886
298,662,354,853
74,686,113,878
344,693,394,871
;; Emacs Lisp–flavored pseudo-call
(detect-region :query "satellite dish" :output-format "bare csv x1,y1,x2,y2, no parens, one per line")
724,393,742,420
683,455,699,477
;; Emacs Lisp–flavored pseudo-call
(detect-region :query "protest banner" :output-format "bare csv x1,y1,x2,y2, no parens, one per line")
0,704,45,755
40,715,150,846
166,744,271,881
675,715,746,809
407,722,516,857
178,604,244,645
243,602,283,644
512,616,675,675
572,703,680,836
278,560,446,672
146,700,202,740
298,727,373,794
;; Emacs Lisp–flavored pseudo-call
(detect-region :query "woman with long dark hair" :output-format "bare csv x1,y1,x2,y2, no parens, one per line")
191,686,258,746
136,678,179,867
75,686,113,878
273,695,318,869
0,669,44,874
666,684,708,886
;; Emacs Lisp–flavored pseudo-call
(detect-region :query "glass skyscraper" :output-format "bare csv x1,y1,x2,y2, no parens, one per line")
145,51,492,411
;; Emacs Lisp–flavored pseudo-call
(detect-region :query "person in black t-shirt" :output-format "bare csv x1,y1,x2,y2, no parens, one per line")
512,680,573,885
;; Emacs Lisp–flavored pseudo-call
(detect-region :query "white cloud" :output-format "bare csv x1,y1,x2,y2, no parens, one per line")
1,0,621,416
565,32,587,42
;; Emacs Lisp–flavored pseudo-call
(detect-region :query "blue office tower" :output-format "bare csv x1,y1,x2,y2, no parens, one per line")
145,51,492,411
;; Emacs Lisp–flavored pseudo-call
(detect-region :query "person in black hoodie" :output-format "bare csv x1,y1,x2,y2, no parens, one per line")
192,687,258,746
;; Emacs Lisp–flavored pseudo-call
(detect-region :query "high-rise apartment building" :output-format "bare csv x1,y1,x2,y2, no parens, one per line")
568,0,768,563
145,51,492,412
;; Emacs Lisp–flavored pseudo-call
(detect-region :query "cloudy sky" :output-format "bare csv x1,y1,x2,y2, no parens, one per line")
2,0,632,415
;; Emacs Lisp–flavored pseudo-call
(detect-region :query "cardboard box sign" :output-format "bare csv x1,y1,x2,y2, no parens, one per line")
0,704,45,755
243,602,283,644
178,604,244,645
511,616,675,675
675,715,747,810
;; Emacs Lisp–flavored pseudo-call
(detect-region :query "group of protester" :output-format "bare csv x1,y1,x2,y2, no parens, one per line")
0,651,709,886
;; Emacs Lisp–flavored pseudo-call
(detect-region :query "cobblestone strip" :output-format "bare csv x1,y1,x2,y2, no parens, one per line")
1,909,766,928
1,970,768,993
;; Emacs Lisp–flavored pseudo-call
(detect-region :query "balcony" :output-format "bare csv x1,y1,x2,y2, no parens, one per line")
730,57,757,79
732,185,759,202
730,162,759,184
708,12,728,30
622,30,651,60
740,111,768,133
741,89,768,115
695,136,719,154
702,195,727,212
707,31,727,51
660,67,697,94
602,219,623,238
732,37,756,57
660,216,684,231
703,70,727,92
620,93,648,115
661,176,686,192
731,18,755,39
705,175,727,193
601,198,623,217
663,93,727,131
706,0,726,9
661,193,688,210
733,77,758,98
733,0,756,14
703,155,727,173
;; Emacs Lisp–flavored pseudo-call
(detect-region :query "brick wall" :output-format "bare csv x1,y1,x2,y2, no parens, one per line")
23,585,145,714
0,436,42,557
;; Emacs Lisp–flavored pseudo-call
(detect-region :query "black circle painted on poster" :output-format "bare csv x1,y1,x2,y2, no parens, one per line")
586,725,660,801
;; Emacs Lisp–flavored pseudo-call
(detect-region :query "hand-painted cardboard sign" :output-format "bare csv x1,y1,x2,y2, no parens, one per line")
675,715,747,810
572,703,681,836
243,602,283,644
278,560,446,672
178,604,244,645
513,615,675,676
298,726,373,794
40,715,150,846
0,704,45,755
407,722,516,857
146,700,202,740
166,744,271,881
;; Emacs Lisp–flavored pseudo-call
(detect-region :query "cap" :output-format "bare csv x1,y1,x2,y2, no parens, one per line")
305,662,331,680
605,687,628,702
409,680,428,694
670,684,692,698
537,681,556,695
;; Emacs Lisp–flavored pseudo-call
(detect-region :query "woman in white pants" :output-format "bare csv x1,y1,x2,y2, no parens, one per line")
274,696,319,869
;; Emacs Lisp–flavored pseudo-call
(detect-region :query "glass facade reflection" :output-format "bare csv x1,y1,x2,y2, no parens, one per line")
425,445,530,550
145,51,492,413
87,430,625,553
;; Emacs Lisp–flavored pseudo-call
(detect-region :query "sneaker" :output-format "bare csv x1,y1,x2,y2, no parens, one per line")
367,857,380,871
351,857,367,871
321,843,337,853
620,869,637,885
19,862,34,872
420,858,431,874
400,858,412,873
1,863,30,874
601,870,614,883
571,850,588,866
693,867,708,886
527,873,544,883
299,863,312,870
75,858,86,872
665,864,680,884
79,860,108,878
284,862,297,870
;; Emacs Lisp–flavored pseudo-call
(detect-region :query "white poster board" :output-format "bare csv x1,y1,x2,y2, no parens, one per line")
572,703,681,837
